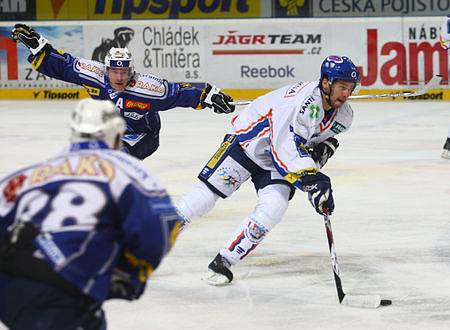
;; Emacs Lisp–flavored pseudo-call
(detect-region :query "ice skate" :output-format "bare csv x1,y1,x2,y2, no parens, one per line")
203,253,233,286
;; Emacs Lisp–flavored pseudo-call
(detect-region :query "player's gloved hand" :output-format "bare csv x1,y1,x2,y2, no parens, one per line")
310,137,339,168
201,83,235,114
108,267,138,300
301,172,334,215
11,23,48,55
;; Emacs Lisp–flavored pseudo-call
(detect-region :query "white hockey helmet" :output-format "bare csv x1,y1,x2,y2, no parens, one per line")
104,47,134,75
70,98,126,149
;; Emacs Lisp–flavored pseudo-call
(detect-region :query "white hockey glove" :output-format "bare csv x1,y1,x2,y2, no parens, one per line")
301,172,335,215
310,137,339,168
11,23,49,55
201,83,235,114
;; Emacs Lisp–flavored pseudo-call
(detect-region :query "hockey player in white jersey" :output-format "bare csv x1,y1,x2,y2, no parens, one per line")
0,99,180,329
176,55,360,285
440,14,450,159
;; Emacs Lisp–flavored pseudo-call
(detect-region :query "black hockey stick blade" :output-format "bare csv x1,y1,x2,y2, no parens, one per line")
323,214,392,309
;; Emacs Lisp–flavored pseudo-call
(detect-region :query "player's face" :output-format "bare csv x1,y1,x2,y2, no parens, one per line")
107,68,130,92
329,80,355,108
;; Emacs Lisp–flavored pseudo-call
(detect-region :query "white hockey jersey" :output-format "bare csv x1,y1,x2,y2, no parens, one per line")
230,81,353,180
440,15,450,51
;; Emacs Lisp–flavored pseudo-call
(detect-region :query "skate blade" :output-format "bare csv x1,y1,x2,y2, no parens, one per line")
441,150,450,159
202,270,231,286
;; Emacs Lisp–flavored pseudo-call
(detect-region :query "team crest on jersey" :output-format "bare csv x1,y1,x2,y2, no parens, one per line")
309,104,320,119
217,167,241,188
285,82,304,98
331,122,346,133
125,100,150,110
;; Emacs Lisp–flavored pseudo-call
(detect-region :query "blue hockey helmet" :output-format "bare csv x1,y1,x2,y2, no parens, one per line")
320,55,360,85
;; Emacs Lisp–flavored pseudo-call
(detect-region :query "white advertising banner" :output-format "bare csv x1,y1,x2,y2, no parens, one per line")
0,17,448,99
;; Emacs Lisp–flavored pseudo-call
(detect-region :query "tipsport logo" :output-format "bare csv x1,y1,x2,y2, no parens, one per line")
94,0,253,19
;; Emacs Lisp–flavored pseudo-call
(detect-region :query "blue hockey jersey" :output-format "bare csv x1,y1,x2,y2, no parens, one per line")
28,46,204,150
0,141,180,302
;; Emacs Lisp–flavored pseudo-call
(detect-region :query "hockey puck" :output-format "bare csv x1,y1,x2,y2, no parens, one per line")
380,299,392,306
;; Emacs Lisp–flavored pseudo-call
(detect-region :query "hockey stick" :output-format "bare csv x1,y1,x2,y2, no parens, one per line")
230,75,442,106
348,74,442,99
323,213,392,308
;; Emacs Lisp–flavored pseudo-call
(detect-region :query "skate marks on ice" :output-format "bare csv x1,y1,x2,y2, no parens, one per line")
2,101,450,330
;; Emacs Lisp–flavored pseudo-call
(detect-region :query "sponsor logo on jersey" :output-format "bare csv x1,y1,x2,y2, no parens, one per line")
206,136,235,169
309,104,320,119
3,174,26,202
331,122,346,134
76,60,104,78
36,233,67,267
30,156,115,184
300,95,316,114
109,89,120,100
135,81,165,94
82,84,100,96
123,111,145,120
125,100,150,110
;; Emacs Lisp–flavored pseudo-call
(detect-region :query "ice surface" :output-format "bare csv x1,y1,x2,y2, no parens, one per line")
0,100,449,330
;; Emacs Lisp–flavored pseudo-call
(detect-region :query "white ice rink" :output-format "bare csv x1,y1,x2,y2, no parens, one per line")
0,99,449,330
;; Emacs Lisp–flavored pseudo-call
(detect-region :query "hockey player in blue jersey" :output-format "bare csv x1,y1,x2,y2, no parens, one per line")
0,99,181,330
11,23,235,160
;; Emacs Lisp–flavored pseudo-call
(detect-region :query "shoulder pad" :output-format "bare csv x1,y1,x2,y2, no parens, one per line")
103,150,166,193
74,58,106,83
283,81,318,100
336,102,354,126
126,73,167,98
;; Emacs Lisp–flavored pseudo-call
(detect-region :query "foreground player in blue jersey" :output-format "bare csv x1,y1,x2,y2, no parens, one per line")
0,99,181,330
11,23,235,160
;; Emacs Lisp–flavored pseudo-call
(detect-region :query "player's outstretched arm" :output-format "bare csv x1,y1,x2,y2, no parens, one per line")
200,83,235,114
11,23,49,55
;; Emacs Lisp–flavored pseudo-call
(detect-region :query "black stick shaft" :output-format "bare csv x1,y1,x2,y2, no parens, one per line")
324,214,346,303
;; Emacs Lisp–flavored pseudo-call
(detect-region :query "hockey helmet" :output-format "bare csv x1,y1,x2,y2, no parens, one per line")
70,99,126,149
320,55,360,85
105,47,134,73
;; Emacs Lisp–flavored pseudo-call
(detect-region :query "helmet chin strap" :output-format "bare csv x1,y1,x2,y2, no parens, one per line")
321,80,334,109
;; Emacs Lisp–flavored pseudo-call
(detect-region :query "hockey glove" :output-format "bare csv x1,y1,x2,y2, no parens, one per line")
310,137,339,169
301,172,335,215
108,267,139,300
201,83,235,114
11,23,48,55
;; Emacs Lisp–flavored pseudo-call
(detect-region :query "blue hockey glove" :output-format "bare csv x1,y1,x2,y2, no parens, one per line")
201,83,235,114
301,172,335,215
11,23,48,55
310,137,339,169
